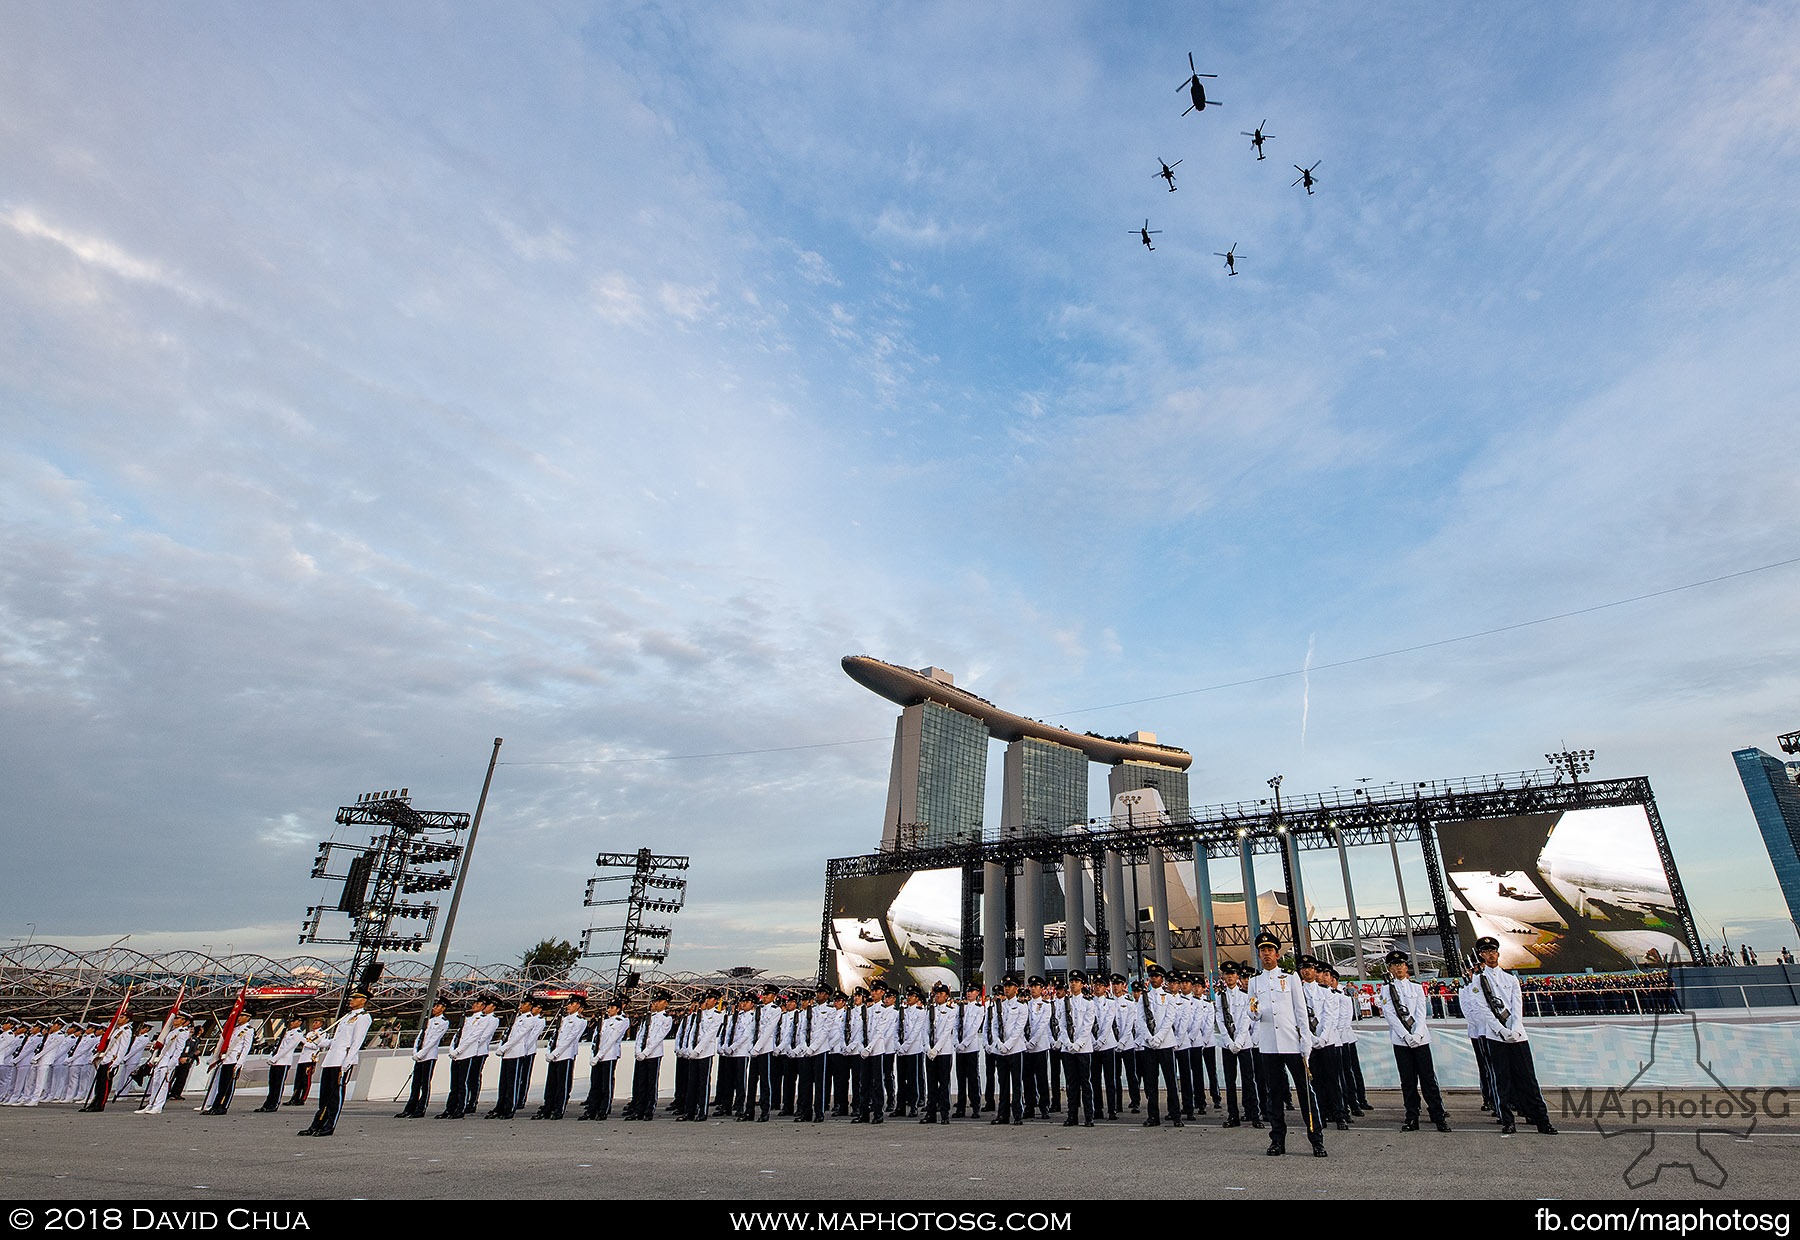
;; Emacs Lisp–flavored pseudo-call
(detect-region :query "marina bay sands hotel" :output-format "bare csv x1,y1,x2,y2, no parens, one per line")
841,655,1194,849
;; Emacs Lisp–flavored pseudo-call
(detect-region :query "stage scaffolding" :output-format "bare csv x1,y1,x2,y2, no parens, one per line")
820,769,1699,985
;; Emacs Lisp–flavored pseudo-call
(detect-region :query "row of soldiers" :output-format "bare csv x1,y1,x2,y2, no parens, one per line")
18,935,1557,1156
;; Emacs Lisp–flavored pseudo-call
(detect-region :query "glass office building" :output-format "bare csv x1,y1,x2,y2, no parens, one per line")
1734,747,1800,930
1108,760,1191,820
1001,737,1089,840
882,700,990,850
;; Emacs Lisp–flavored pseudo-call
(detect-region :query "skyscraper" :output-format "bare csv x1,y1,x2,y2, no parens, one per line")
1734,746,1800,931
883,699,990,851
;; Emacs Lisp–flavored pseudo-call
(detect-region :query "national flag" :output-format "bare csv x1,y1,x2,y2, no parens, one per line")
210,980,252,1067
95,982,134,1054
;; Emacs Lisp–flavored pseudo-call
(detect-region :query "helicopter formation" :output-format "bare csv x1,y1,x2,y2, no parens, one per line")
1131,52,1322,276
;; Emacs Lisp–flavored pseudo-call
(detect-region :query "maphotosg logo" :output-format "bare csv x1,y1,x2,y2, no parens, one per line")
1556,1012,1782,1189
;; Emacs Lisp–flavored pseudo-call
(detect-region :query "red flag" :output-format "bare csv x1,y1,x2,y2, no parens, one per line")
95,982,134,1055
210,981,251,1067
157,980,188,1043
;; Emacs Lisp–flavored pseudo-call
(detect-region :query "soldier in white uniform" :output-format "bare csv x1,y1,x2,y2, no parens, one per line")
823,991,852,1117
203,1016,257,1114
1133,964,1184,1128
1020,976,1053,1120
1052,970,1099,1127
950,985,984,1118
1247,931,1325,1157
298,991,372,1137
740,983,781,1121
682,990,725,1121
920,982,957,1124
257,1018,310,1114
488,998,543,1119
984,976,1027,1125
396,996,451,1118
534,996,588,1120
893,985,928,1118
856,981,897,1124
796,989,830,1123
716,993,754,1118
287,1016,327,1107
0,1022,23,1102
622,990,673,1121
1370,949,1450,1132
63,1024,102,1104
578,995,629,1121
136,1015,193,1115
83,1018,135,1112
1471,935,1557,1135
1295,956,1345,1129
17,1019,70,1106
1215,962,1262,1128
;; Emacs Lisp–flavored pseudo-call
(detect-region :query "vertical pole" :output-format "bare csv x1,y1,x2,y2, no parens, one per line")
1147,846,1173,969
1282,830,1310,957
1334,828,1365,980
982,861,1006,990
1021,858,1046,981
422,738,502,1028
1193,842,1217,980
1062,849,1087,976
1387,820,1420,969
1239,838,1261,952
1103,850,1130,978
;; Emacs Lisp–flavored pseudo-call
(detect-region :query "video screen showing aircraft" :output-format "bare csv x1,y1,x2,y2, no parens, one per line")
1438,804,1690,972
829,867,962,994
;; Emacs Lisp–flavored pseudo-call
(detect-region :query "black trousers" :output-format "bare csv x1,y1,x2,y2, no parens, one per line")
1392,1043,1447,1124
1343,1040,1369,1107
463,1056,488,1114
856,1056,886,1121
778,1055,798,1113
627,1056,661,1118
828,1053,853,1113
895,1052,923,1114
1201,1046,1221,1102
1092,1047,1122,1116
993,1051,1023,1121
491,1056,526,1116
1138,1047,1180,1121
1256,1052,1322,1150
581,1058,616,1117
796,1053,824,1120
287,1063,314,1106
1311,1044,1345,1121
1175,1046,1197,1115
513,1057,534,1113
540,1059,574,1117
1022,1050,1050,1116
1223,1047,1261,1123
744,1052,773,1117
308,1065,344,1134
953,1051,980,1113
1061,1051,1093,1123
1486,1038,1550,1127
441,1059,471,1116
1472,1037,1501,1114
684,1057,713,1119
925,1054,953,1121
1048,1048,1063,1109
257,1064,286,1112
403,1058,436,1116
1121,1044,1141,1106
207,1064,239,1113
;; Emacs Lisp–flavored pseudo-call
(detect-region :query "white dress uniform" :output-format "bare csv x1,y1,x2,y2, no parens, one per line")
0,1028,22,1100
23,1027,71,1105
538,1011,587,1118
1371,973,1448,1128
63,1031,102,1102
303,1007,372,1135
258,1026,307,1112
139,1026,192,1114
1474,961,1554,1132
4,1032,45,1103
1247,961,1323,1153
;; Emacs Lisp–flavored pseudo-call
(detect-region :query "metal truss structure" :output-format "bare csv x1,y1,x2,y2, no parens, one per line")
299,789,469,1012
580,849,690,996
821,768,1701,982
0,943,809,1027
1778,730,1799,757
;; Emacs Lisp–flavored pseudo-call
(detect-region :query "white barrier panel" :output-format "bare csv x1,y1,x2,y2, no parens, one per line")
1353,1016,1800,1090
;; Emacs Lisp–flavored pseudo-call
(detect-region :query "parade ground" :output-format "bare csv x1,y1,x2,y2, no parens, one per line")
3,1089,1798,1201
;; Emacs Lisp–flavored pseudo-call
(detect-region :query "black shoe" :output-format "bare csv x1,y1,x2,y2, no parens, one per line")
1436,1120,1453,1132
393,1111,410,1118
1334,1120,1349,1131
1401,1120,1420,1131
758,1114,768,1122
1537,1123,1559,1134
296,1128,317,1137
1062,1118,1078,1127
1083,1119,1093,1127
952,1109,965,1118
1222,1118,1241,1128
1266,1142,1284,1156
1251,1120,1265,1129
988,1116,1005,1125
1501,1121,1517,1134
1143,1116,1161,1127
1011,1118,1022,1125
1312,1143,1328,1158
1171,1117,1184,1128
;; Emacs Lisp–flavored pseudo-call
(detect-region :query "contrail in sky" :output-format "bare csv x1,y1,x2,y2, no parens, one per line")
1300,633,1316,749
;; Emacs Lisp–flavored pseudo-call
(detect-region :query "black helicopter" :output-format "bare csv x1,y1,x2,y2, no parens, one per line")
1214,243,1241,275
1132,220,1162,251
1241,121,1272,160
1293,161,1320,194
1155,157,1181,191
1178,52,1219,115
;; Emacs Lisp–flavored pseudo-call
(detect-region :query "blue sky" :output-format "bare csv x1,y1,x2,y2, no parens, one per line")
3,2,1797,974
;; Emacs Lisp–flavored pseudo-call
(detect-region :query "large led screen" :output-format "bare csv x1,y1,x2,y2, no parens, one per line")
829,867,963,994
1436,804,1691,972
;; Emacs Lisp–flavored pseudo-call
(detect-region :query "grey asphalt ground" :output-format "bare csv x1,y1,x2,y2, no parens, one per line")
1,1090,1795,1201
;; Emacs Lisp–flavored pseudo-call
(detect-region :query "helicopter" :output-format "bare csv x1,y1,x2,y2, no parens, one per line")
1213,243,1241,275
1177,52,1219,115
1155,157,1181,191
1293,161,1320,194
1132,220,1162,251
1241,121,1273,160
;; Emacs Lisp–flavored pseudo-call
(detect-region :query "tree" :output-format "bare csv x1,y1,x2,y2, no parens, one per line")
519,938,580,982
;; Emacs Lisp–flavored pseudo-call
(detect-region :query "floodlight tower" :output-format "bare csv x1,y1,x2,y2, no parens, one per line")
580,848,690,997
299,788,470,1014
1547,747,1597,786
